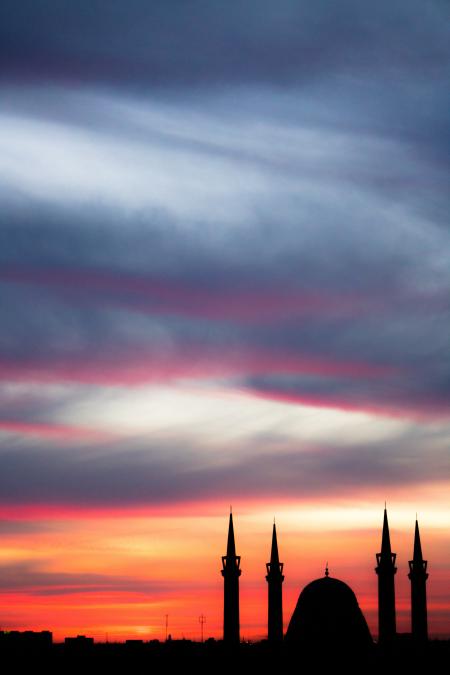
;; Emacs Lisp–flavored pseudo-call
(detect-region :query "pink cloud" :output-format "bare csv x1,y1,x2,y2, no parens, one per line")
0,342,392,385
0,420,115,442
247,387,450,421
0,265,419,323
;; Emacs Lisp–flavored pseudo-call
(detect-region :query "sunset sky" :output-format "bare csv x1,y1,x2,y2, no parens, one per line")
0,1,449,642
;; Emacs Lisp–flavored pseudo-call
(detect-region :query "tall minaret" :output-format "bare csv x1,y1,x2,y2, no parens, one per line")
375,506,397,643
221,510,241,644
266,521,284,643
408,518,428,642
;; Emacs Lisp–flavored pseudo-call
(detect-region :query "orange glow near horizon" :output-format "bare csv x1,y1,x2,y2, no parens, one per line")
1,492,449,642
1,377,449,641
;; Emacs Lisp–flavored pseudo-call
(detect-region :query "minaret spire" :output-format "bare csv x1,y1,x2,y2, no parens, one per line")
413,518,423,561
381,507,392,555
270,521,280,565
408,518,428,642
226,510,236,558
375,506,397,643
266,521,284,642
221,511,241,645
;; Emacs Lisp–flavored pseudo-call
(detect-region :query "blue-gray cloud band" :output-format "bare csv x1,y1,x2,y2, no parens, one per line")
1,1,448,88
0,430,448,507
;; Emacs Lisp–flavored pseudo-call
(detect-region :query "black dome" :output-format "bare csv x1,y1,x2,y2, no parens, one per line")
285,575,372,649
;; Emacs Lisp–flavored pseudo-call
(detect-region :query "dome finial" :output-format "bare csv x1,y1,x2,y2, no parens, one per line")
325,562,329,577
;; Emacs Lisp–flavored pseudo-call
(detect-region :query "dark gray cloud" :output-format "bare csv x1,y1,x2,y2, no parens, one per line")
1,1,448,88
242,365,450,417
0,429,448,506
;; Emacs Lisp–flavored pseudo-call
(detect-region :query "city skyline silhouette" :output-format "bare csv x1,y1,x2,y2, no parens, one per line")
1,505,443,644
2,507,449,673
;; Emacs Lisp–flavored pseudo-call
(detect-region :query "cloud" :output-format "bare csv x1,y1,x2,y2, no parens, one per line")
0,2,448,525
0,160,448,417
0,1,448,88
0,520,58,535
0,419,115,442
0,157,447,417
241,367,450,419
0,560,176,596
0,426,448,508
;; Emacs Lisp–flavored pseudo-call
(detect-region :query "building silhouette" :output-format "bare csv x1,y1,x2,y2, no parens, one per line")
64,635,94,650
221,510,241,644
222,507,429,646
265,521,284,643
285,570,373,650
375,507,397,643
408,518,428,642
0,630,52,649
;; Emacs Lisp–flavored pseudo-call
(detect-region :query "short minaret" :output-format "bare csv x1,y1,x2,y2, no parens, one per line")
266,521,284,643
221,510,241,645
408,518,428,642
375,506,397,643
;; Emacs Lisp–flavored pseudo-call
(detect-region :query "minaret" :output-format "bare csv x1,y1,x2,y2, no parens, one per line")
221,510,241,644
375,506,397,643
408,518,428,642
266,521,284,643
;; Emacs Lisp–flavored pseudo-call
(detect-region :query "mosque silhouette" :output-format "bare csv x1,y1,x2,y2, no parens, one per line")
221,507,428,649
1,506,442,673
